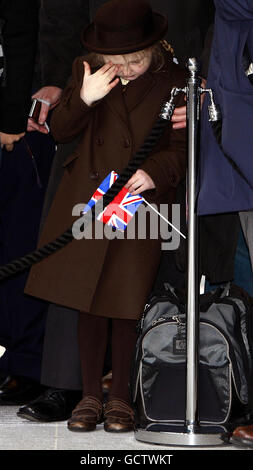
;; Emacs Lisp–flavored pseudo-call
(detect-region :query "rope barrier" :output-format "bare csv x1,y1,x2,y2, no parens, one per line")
0,116,168,282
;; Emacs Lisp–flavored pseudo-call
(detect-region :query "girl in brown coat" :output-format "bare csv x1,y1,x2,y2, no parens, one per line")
25,0,187,432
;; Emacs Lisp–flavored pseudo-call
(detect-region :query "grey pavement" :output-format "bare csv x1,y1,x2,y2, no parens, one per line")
0,405,249,451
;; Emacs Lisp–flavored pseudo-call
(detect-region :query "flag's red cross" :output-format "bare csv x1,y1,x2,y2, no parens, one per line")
100,187,134,225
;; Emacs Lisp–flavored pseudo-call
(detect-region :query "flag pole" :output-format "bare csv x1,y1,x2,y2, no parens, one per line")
141,197,186,239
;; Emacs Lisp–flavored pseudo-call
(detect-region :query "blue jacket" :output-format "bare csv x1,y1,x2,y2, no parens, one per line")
197,0,253,215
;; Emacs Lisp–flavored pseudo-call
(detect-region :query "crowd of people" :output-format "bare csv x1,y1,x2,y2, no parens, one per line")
0,0,252,447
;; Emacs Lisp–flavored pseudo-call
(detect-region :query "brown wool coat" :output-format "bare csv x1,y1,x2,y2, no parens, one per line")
25,50,187,320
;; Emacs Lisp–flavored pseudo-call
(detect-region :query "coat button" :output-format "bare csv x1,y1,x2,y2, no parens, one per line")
124,139,131,148
171,174,177,185
89,171,99,180
95,137,104,145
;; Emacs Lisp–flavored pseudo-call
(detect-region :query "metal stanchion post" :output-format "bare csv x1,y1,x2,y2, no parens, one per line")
135,58,226,447
185,58,200,434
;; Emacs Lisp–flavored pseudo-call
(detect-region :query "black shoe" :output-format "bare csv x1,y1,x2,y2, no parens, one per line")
17,388,82,422
0,375,44,405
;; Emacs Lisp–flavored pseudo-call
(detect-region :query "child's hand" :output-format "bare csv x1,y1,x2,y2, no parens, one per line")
125,169,155,195
80,61,120,106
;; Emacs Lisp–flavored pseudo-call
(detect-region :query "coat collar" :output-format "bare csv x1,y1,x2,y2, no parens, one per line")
103,48,174,125
104,69,158,127
123,70,158,113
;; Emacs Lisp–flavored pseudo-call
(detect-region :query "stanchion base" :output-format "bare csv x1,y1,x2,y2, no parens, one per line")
135,424,228,447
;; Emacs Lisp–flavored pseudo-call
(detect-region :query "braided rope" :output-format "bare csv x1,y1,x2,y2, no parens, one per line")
0,117,167,282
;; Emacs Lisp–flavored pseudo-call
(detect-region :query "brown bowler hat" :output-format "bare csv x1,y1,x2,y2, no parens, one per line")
82,0,168,55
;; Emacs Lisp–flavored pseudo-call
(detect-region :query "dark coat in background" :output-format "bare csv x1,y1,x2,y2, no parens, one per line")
0,132,56,381
149,0,215,67
0,0,39,133
0,0,58,382
28,0,92,389
25,51,187,320
38,0,89,89
0,0,89,382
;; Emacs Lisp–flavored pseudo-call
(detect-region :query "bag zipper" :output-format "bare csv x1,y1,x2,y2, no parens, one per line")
139,294,184,333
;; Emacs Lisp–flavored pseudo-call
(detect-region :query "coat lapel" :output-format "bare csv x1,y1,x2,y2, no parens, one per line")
104,71,158,125
123,71,157,113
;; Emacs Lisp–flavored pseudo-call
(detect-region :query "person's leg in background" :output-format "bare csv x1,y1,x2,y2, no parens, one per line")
204,222,253,295
235,213,253,296
229,217,253,448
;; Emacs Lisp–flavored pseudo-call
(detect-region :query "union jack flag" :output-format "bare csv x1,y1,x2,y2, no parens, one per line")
82,171,118,213
82,171,144,231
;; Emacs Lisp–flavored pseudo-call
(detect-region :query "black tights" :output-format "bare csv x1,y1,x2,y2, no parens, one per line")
78,313,138,403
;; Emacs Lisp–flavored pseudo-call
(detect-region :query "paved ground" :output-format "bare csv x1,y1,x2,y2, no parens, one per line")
0,348,251,454
0,405,248,451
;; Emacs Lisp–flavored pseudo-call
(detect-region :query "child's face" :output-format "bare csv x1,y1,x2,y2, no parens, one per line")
102,50,152,81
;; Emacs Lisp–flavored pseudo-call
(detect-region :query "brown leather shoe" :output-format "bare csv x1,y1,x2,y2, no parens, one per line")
104,398,135,433
230,424,253,448
67,396,103,432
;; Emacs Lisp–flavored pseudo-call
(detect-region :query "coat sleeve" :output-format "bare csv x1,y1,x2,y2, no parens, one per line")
0,0,39,133
215,0,253,21
140,93,187,199
50,56,95,143
39,0,90,88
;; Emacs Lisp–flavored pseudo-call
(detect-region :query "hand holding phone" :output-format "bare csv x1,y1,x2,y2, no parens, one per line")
27,86,62,134
28,99,50,133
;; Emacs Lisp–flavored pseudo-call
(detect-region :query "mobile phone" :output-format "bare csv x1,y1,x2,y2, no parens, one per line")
29,99,41,122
